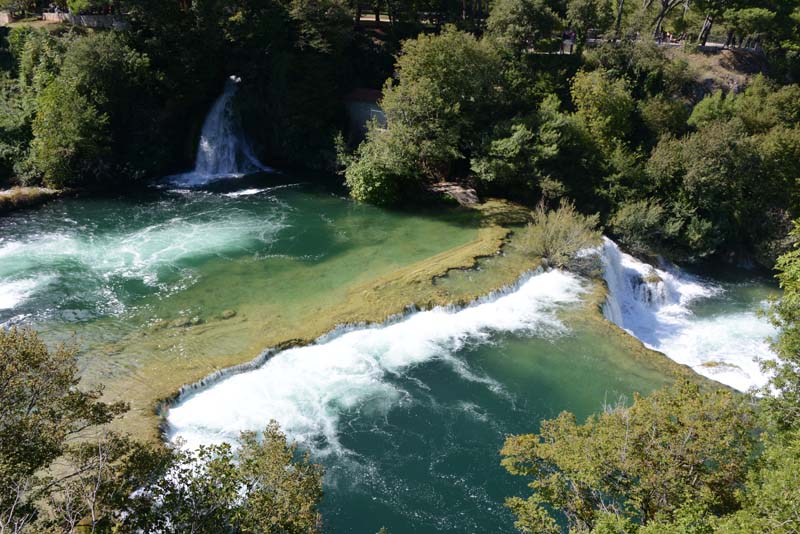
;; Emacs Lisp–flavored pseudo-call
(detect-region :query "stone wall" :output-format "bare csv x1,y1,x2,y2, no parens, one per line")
42,12,123,28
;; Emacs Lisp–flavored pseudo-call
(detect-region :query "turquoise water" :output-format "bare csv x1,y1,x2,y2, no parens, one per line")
168,270,676,533
0,172,778,533
0,174,481,404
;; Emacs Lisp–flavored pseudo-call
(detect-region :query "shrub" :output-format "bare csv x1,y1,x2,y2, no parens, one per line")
519,200,601,268
609,199,667,255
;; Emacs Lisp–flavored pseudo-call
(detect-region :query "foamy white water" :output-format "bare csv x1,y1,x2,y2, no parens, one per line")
169,76,269,187
601,238,777,391
167,270,585,452
0,208,285,314
0,276,52,310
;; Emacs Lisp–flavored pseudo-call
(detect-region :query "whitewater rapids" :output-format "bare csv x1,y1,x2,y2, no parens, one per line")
600,238,777,391
167,270,585,452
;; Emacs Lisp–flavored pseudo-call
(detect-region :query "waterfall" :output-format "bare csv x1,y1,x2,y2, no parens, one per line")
169,76,268,187
600,237,776,391
167,270,585,452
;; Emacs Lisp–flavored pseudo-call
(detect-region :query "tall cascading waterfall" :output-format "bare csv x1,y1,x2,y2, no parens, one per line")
170,76,268,186
599,237,776,391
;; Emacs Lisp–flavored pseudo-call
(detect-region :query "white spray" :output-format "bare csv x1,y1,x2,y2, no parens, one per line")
171,76,268,186
600,238,776,391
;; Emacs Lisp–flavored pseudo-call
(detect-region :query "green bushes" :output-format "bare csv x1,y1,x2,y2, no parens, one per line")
342,26,502,204
502,383,755,533
501,226,800,534
519,200,601,268
609,199,668,255
0,327,324,533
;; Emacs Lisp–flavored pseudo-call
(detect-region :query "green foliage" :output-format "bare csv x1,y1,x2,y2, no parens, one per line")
566,0,614,45
28,77,109,188
501,382,756,533
519,200,601,267
345,120,420,205
26,32,156,188
609,199,668,254
571,68,635,150
67,0,112,13
344,26,501,203
0,327,127,532
639,95,690,137
0,327,324,533
763,221,800,433
124,422,323,534
715,433,800,534
486,0,562,56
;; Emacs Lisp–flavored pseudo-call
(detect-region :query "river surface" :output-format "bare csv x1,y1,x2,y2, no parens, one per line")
0,174,481,406
0,174,779,533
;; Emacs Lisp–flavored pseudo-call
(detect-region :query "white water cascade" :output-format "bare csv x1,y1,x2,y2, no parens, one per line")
167,270,585,452
170,76,268,186
600,238,777,391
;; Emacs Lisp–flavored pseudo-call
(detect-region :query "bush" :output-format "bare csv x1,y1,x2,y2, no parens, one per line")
501,382,756,533
519,200,601,268
609,199,667,255
28,77,110,188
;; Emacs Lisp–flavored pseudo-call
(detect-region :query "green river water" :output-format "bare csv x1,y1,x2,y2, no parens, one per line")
0,174,778,533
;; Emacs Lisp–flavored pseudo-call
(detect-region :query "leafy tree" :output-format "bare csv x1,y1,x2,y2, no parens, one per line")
519,199,601,268
0,327,324,533
486,0,562,56
26,32,157,187
571,68,635,151
715,433,800,534
566,0,614,49
763,221,800,433
344,26,501,203
0,327,127,532
123,422,324,534
609,199,668,254
501,382,755,533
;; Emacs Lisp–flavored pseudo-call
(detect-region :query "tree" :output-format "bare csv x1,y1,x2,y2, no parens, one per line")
519,200,601,268
762,221,800,433
501,382,756,533
0,327,127,532
26,32,158,188
645,0,686,37
571,68,635,151
486,0,562,56
28,77,111,188
344,26,501,203
125,422,324,534
566,0,614,50
0,327,325,533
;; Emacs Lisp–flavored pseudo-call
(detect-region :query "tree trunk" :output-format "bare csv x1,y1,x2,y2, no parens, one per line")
653,11,666,38
697,13,713,46
615,0,625,39
374,1,380,22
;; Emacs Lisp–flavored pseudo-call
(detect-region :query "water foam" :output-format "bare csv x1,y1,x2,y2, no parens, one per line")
0,276,53,310
167,269,585,452
601,238,777,391
0,205,285,316
169,76,269,187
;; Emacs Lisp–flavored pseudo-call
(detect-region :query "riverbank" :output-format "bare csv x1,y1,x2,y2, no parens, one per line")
0,186,60,214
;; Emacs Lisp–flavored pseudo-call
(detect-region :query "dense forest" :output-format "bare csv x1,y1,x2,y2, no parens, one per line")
2,0,800,532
